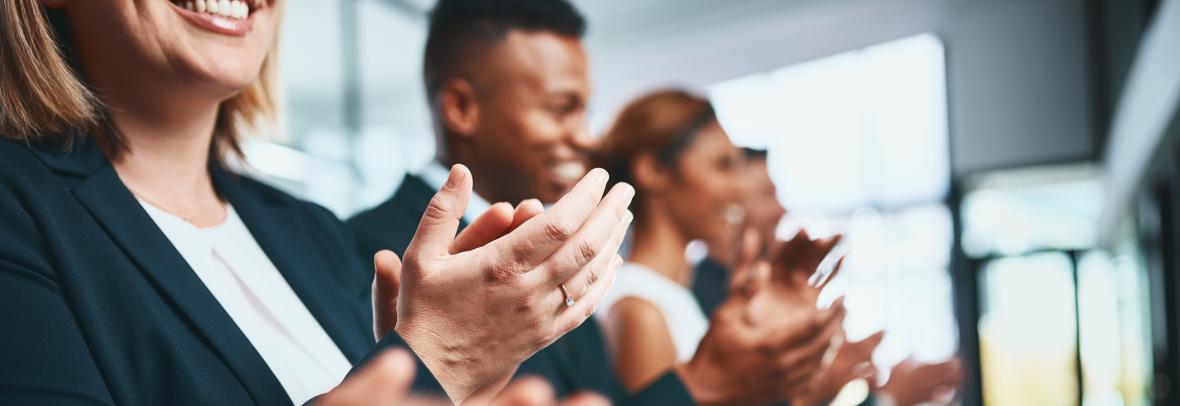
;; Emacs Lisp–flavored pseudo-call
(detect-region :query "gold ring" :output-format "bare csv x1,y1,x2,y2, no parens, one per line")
560,284,575,307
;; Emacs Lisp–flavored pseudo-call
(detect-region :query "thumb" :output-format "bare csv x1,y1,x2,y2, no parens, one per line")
730,260,770,302
491,377,556,406
407,164,472,260
319,349,416,405
450,202,515,254
373,250,402,341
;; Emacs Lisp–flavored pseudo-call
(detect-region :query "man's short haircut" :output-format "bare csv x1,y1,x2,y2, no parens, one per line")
741,147,769,161
422,0,586,100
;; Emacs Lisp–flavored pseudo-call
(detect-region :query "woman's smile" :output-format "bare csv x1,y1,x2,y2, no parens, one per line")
168,0,267,36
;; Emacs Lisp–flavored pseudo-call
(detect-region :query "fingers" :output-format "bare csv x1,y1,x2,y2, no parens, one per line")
509,199,545,232
552,208,632,301
728,229,762,290
846,331,884,360
804,234,843,267
730,261,770,303
490,376,556,406
319,349,416,405
529,182,634,288
372,250,403,341
407,164,473,259
555,252,623,334
489,378,609,406
489,168,612,272
558,392,611,406
778,308,846,385
771,298,846,358
451,202,515,254
811,256,844,290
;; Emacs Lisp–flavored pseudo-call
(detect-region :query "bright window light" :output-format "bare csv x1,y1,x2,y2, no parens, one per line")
709,33,949,215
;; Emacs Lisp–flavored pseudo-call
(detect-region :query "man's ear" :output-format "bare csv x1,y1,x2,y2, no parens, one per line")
41,0,67,9
439,78,480,138
632,153,670,194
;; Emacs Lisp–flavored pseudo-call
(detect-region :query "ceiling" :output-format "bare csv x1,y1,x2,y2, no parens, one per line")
277,0,951,131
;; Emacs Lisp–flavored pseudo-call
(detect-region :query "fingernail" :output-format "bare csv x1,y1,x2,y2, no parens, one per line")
621,183,635,199
623,210,634,224
595,168,609,183
445,165,463,188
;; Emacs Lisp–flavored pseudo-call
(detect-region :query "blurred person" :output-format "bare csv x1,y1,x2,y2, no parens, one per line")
692,147,785,316
691,150,964,406
0,0,631,404
349,1,846,404
592,89,848,398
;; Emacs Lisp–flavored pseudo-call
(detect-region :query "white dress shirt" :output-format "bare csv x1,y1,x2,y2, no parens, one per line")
141,201,352,405
417,160,493,223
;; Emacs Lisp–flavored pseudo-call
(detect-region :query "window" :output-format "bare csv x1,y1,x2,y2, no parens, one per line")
708,33,957,371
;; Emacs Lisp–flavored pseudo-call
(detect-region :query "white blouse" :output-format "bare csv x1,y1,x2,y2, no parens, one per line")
596,263,709,363
140,201,351,405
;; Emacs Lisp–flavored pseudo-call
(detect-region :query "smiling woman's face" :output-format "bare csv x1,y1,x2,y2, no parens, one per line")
57,0,278,104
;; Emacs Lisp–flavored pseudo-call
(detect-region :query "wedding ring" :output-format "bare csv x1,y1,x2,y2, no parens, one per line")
560,284,575,307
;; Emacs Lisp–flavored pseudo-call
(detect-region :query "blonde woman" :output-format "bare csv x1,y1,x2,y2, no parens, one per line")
0,1,627,404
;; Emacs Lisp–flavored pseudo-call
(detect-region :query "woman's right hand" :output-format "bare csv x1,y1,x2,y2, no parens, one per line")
317,349,609,406
388,164,633,404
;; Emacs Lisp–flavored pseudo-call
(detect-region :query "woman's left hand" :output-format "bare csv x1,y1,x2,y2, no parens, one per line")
371,199,546,341
369,165,632,404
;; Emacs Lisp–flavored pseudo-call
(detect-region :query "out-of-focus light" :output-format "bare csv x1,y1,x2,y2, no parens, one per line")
242,140,310,181
962,166,1105,258
709,33,948,215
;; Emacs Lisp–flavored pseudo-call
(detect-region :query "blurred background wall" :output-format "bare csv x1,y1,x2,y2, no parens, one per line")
238,0,1180,405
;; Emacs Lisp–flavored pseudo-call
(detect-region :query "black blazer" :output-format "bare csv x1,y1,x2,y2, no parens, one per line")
348,174,696,406
0,136,427,405
692,257,730,317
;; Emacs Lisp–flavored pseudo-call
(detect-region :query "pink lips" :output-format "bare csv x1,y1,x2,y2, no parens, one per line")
168,1,254,36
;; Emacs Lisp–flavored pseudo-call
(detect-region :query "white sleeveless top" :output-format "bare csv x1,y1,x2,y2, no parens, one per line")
596,263,709,362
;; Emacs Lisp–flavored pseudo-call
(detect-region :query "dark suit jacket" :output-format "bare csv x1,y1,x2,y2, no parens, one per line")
348,174,696,405
0,136,430,405
692,257,731,317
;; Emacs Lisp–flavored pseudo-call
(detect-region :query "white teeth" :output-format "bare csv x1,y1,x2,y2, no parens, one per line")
554,161,588,182
183,0,248,20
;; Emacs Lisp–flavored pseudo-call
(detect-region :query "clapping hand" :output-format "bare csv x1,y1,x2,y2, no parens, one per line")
675,230,845,405
789,331,884,406
370,165,633,403
317,349,610,406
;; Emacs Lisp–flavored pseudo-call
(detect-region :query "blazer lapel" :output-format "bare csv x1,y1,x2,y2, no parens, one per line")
68,163,289,406
215,169,371,362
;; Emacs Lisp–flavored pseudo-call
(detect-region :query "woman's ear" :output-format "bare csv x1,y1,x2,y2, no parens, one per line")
631,153,670,193
439,78,480,138
41,0,67,9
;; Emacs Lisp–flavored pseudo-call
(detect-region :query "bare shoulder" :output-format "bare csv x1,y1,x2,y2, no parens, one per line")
607,296,668,331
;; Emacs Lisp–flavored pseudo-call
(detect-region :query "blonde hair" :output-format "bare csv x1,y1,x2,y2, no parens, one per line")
0,2,282,162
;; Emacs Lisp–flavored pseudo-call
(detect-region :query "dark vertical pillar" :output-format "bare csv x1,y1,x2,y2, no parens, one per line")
1068,250,1085,406
949,183,984,406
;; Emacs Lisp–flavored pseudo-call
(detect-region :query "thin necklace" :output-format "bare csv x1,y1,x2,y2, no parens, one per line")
131,189,223,224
